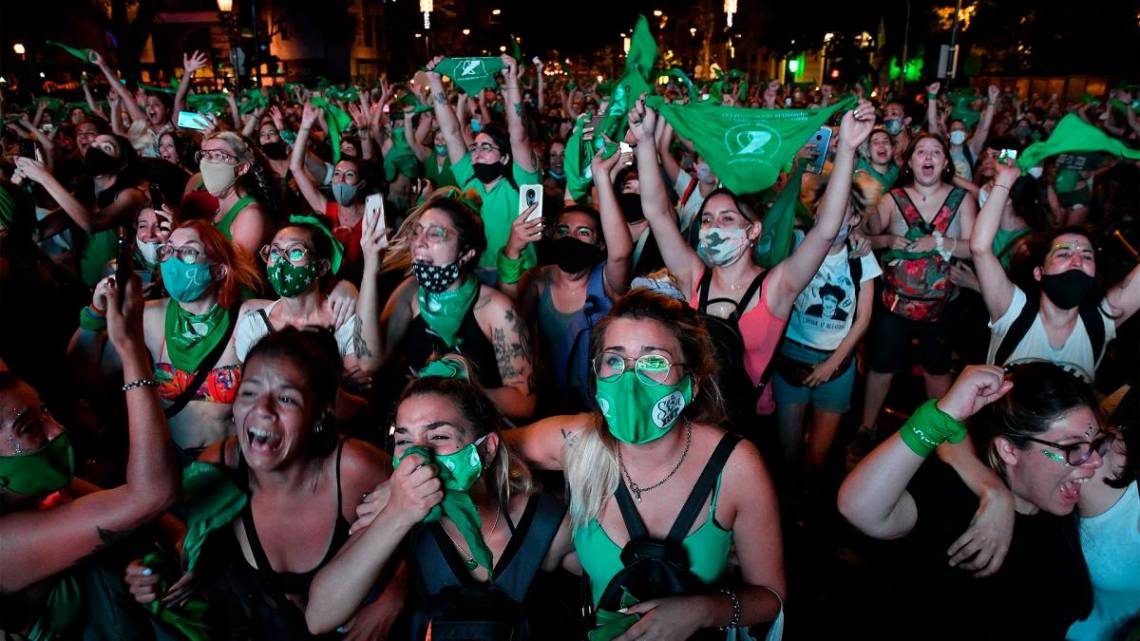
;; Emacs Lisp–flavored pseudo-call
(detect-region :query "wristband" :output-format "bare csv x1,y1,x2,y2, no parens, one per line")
899,399,968,458
89,302,106,316
122,378,159,392
496,248,526,284
79,305,108,332
927,93,938,100
718,588,742,630
279,129,297,145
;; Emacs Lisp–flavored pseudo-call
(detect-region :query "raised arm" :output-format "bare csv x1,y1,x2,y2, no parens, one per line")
768,101,874,319
968,85,1000,158
173,51,208,117
355,204,388,367
592,143,633,299
81,75,108,121
658,121,683,185
425,57,468,165
926,81,943,137
969,161,1020,322
15,158,142,233
629,97,703,293
501,55,537,173
289,102,330,213
90,50,147,124
0,276,178,593
535,60,546,113
1105,257,1140,327
402,108,431,162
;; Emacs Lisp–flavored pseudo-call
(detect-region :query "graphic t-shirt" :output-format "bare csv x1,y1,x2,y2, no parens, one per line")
786,232,882,351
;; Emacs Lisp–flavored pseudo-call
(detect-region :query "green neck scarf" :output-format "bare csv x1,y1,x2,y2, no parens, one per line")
418,275,479,348
164,301,230,373
856,157,900,189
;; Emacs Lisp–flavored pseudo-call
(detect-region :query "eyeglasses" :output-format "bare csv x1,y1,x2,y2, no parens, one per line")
1025,433,1114,467
593,351,684,386
194,149,239,165
467,143,500,153
157,243,206,264
259,244,313,266
410,223,454,244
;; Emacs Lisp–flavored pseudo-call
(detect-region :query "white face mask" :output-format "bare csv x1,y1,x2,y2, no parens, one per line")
949,130,967,146
136,237,161,267
199,160,238,196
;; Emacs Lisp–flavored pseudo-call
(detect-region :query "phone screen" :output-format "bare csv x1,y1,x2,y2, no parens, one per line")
177,111,207,131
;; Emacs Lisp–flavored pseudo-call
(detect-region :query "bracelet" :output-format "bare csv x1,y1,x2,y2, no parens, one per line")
718,588,742,630
79,305,108,332
991,184,1011,192
899,399,968,458
122,378,159,392
89,303,106,317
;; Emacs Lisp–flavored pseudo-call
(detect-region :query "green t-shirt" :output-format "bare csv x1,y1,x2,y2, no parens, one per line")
452,154,540,271
426,155,458,189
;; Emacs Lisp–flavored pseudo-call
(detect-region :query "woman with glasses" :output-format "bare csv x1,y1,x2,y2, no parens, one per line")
505,288,786,640
290,103,374,283
357,188,537,420
839,362,1106,640
69,220,261,459
196,131,278,257
234,218,379,386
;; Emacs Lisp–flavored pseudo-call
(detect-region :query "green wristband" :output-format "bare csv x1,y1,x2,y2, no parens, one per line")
899,399,967,458
78,305,107,332
927,93,938,100
496,248,526,284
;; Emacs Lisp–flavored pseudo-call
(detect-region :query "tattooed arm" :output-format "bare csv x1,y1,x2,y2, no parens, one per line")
477,289,537,420
425,57,468,165
503,413,593,471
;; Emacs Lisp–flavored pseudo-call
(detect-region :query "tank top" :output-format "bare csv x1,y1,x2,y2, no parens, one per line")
1067,481,1140,641
402,295,502,388
215,195,257,241
573,465,733,606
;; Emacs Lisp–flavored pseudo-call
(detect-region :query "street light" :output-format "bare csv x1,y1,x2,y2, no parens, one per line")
12,43,25,56
491,8,501,15
653,9,663,17
462,29,471,35
216,0,233,12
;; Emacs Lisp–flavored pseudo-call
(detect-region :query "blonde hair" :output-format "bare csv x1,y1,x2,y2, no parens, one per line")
565,414,621,531
381,187,486,276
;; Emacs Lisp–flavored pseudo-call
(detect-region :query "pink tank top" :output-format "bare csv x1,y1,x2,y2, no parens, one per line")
689,270,787,415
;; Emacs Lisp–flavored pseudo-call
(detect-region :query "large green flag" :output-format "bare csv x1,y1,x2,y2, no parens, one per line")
564,114,594,201
590,15,657,158
310,96,353,163
753,162,807,268
1018,113,1140,171
645,95,856,194
433,57,505,95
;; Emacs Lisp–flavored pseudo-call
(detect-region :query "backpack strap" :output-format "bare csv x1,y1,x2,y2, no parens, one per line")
492,493,567,602
994,295,1041,366
614,480,651,541
1079,303,1107,366
932,187,966,234
696,269,714,312
666,434,741,543
729,271,768,324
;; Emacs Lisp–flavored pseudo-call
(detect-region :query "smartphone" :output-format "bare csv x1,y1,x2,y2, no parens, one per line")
18,140,37,159
364,193,386,234
619,141,633,155
148,184,165,211
177,111,208,130
519,184,544,222
115,226,133,307
806,127,833,174
998,149,1018,164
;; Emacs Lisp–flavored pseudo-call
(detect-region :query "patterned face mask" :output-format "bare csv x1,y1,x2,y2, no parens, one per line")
412,260,462,293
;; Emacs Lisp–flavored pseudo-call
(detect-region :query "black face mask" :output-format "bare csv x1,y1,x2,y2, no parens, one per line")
550,236,604,274
262,141,287,160
618,192,644,224
84,147,121,176
473,161,506,183
1040,269,1097,310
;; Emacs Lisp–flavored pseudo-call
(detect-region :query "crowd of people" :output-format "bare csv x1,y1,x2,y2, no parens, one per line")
1,29,1138,641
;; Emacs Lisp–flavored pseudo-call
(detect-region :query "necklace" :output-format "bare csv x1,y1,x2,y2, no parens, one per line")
442,503,501,572
618,421,693,502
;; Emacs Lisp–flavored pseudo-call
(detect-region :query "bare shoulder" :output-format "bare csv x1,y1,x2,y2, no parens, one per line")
339,438,392,485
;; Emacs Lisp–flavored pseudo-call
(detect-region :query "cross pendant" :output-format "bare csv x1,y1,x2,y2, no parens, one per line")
631,484,642,502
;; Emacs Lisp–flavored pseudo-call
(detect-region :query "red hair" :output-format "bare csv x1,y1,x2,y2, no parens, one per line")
174,219,261,308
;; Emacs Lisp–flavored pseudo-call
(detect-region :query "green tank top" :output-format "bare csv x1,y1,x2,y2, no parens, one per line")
573,471,733,606
214,195,256,241
425,155,457,188
992,227,1030,271
78,228,118,288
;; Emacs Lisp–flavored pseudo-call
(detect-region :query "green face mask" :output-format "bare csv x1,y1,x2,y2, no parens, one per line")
595,372,693,445
434,144,448,156
267,259,320,298
0,432,75,496
394,435,488,494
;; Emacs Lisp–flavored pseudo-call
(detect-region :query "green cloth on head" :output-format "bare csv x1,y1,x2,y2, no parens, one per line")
140,551,211,641
418,275,479,348
163,302,230,374
899,399,967,458
450,155,539,271
1018,113,1140,171
288,214,344,275
179,462,248,572
646,95,857,195
46,40,93,62
753,162,806,268
310,96,353,164
433,58,506,95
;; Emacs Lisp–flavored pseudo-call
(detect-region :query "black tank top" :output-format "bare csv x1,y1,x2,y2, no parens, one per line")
401,295,502,388
226,440,351,640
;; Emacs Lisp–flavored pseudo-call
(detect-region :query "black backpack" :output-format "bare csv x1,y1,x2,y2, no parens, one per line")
594,434,740,641
410,493,566,641
993,295,1107,369
696,270,769,428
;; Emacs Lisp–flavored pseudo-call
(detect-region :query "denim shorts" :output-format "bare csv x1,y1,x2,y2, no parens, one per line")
771,339,856,414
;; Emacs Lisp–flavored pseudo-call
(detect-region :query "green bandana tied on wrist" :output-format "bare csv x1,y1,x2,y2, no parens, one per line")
899,399,967,458
164,302,230,374
418,274,479,348
432,58,506,96
393,444,494,576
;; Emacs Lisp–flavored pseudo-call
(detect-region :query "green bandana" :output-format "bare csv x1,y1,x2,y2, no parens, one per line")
139,551,211,641
418,357,471,381
899,399,967,458
384,129,423,182
418,274,479,348
881,225,938,264
310,96,353,164
754,162,807,268
180,462,248,572
0,433,74,496
140,82,178,95
394,443,494,575
186,93,229,116
591,16,657,160
164,302,230,373
856,157,899,190
1018,113,1140,171
646,95,857,195
46,40,93,62
433,58,506,96
289,214,344,275
239,88,270,115
564,114,593,201
26,573,82,641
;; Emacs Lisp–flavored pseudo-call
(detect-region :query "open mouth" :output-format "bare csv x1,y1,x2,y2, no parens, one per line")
1059,476,1089,504
247,426,283,453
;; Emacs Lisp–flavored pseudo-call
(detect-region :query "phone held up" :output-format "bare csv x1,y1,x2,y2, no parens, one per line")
805,126,833,174
519,184,544,222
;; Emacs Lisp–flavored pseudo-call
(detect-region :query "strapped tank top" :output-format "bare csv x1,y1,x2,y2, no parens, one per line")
215,195,257,241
